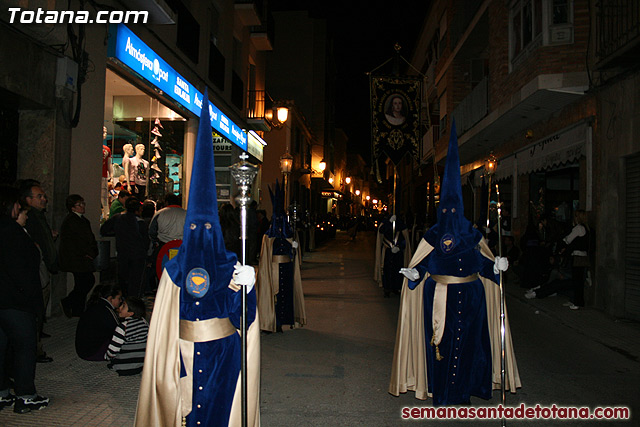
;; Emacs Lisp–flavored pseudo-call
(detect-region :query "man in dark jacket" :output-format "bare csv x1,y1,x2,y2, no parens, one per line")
18,179,57,361
100,197,150,297
0,185,49,412
59,195,99,317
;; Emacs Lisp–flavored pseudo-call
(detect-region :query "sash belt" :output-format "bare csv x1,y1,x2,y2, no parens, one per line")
272,255,292,264
429,273,479,358
430,273,479,284
179,317,236,342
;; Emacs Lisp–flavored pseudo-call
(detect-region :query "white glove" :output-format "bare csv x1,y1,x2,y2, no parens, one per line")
494,256,509,274
391,246,400,254
233,264,255,293
292,240,299,249
389,215,396,222
399,268,420,281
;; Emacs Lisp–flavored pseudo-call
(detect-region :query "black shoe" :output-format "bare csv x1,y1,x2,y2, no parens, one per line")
36,354,53,363
13,395,49,413
0,393,15,410
40,331,51,339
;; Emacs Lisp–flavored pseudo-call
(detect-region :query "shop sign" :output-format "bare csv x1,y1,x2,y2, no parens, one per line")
321,191,342,199
247,132,264,162
213,137,232,152
109,24,247,150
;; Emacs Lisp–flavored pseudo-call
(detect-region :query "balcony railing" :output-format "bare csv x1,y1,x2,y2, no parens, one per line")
596,0,640,68
246,90,274,131
451,76,488,136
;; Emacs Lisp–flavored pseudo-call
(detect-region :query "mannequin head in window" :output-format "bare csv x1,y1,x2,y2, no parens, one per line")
135,144,145,158
123,143,134,157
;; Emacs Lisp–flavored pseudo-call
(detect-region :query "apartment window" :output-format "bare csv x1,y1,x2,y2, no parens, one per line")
231,71,243,110
209,42,225,91
509,0,573,69
176,5,200,63
211,6,220,46
553,0,569,24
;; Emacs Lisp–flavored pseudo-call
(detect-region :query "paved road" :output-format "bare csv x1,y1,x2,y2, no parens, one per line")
1,230,638,426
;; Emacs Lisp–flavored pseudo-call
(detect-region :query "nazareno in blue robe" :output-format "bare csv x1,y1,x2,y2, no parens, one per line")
409,242,498,406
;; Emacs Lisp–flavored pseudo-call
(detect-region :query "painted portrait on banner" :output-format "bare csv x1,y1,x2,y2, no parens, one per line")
384,94,408,126
371,76,421,165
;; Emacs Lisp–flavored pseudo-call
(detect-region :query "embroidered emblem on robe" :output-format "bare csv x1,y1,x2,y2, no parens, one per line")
440,233,456,253
186,268,209,297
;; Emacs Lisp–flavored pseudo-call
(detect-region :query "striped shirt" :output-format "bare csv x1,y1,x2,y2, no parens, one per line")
105,317,149,376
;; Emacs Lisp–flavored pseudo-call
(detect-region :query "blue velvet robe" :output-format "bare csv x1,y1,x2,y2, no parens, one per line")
409,245,498,406
272,237,295,327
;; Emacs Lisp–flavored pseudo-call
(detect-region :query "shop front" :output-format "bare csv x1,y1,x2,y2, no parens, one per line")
104,24,248,214
490,119,593,237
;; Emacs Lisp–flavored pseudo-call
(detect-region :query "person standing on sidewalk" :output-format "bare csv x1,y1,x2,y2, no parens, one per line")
0,185,49,413
101,197,150,297
17,179,57,363
59,194,99,317
562,209,590,310
390,120,520,406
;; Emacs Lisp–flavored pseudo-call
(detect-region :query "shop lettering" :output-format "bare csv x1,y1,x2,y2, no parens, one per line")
173,84,190,103
125,37,153,73
231,127,246,144
209,105,218,122
194,92,202,109
176,77,190,93
529,134,560,157
152,59,168,83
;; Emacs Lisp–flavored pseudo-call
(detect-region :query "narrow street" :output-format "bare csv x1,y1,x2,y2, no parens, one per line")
261,230,640,426
1,231,638,426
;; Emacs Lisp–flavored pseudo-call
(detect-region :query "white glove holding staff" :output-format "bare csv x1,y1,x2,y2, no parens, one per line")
233,264,256,293
493,256,509,274
399,267,420,281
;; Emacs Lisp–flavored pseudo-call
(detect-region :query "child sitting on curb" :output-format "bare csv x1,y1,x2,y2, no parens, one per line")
105,296,149,376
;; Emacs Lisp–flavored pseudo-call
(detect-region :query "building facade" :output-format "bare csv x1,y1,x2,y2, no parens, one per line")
408,0,640,319
0,0,273,313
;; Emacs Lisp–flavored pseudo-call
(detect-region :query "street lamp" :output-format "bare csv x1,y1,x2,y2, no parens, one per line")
280,151,293,208
318,158,326,172
345,176,351,185
276,107,289,124
268,105,289,129
355,189,360,196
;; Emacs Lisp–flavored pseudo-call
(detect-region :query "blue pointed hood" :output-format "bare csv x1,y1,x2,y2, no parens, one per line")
424,119,481,255
165,88,237,292
265,180,292,238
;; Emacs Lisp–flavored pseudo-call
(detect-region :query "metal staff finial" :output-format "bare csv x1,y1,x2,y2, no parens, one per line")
229,151,258,427
496,183,507,427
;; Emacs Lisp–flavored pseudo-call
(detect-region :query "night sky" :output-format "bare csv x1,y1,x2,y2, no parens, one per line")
272,0,431,164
